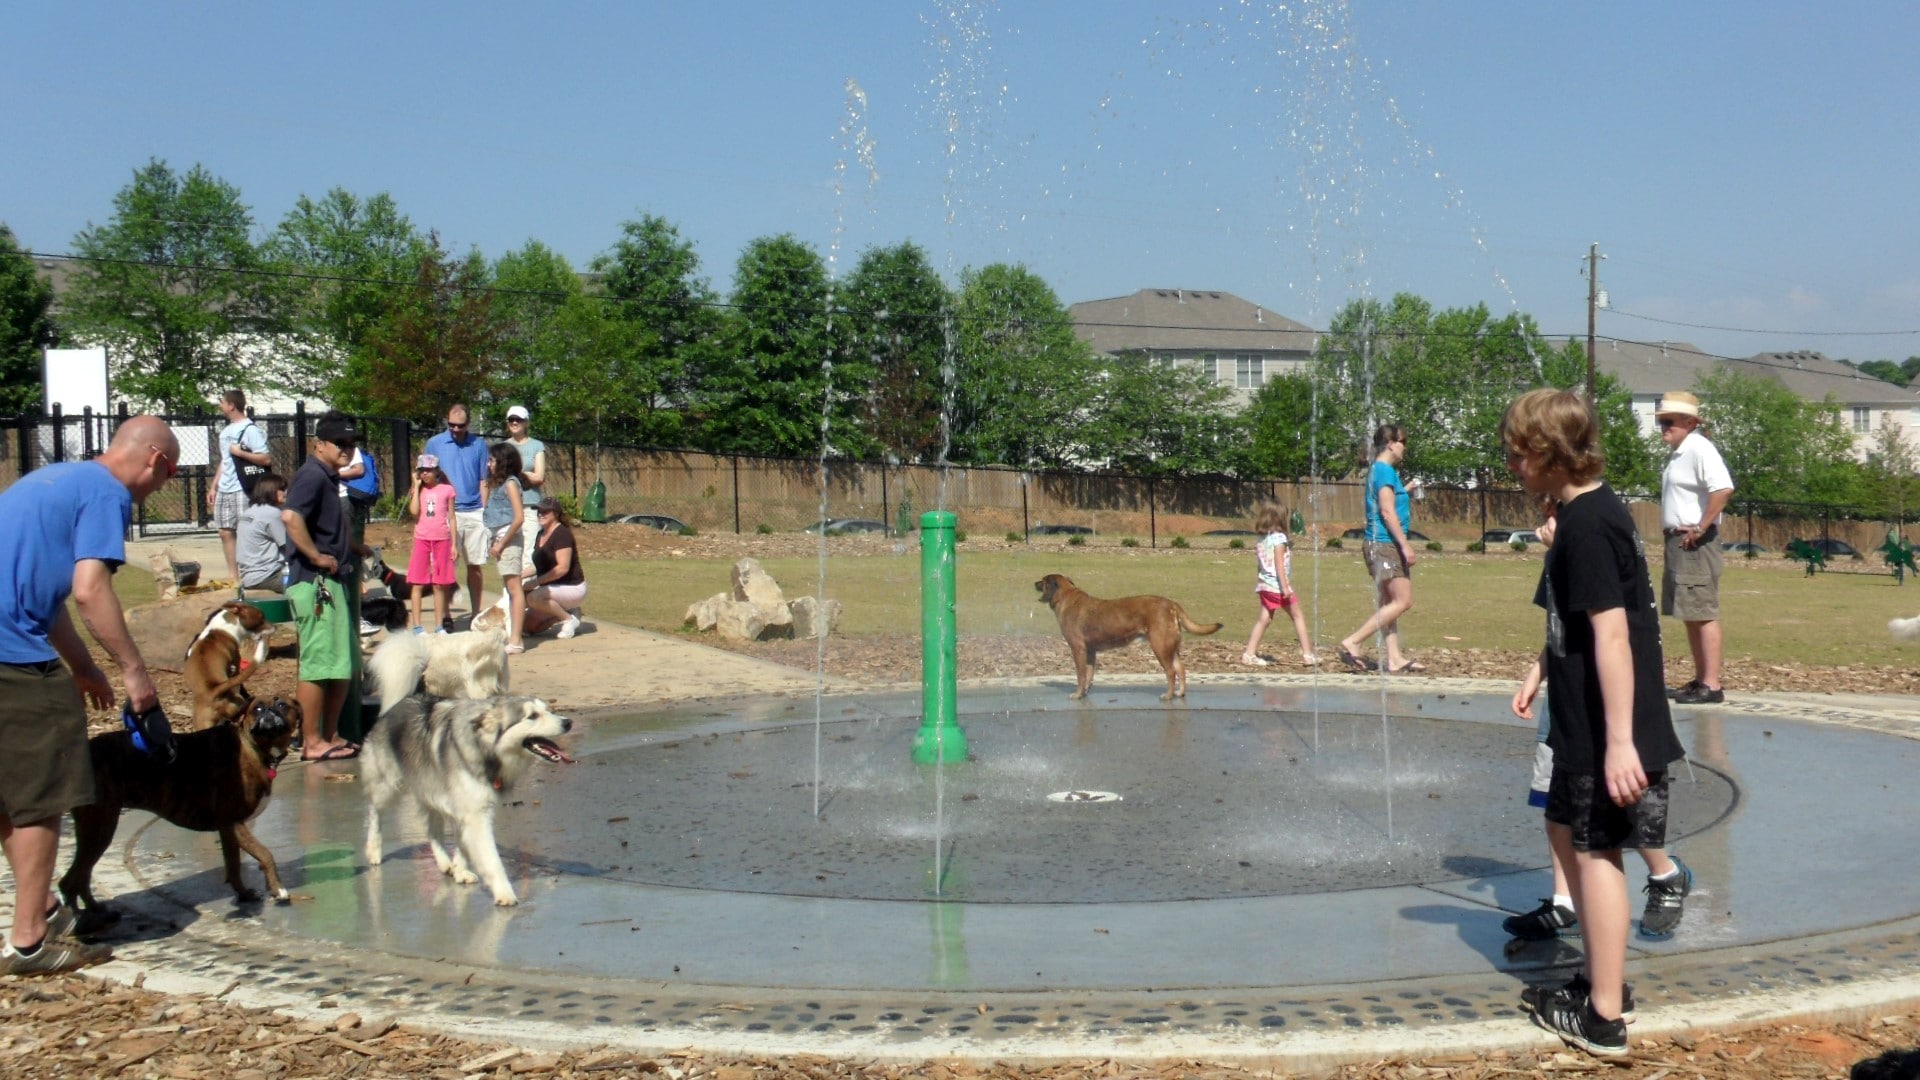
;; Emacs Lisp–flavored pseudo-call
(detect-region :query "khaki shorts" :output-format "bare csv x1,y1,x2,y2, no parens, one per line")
0,660,95,824
520,513,541,577
289,577,355,682
456,510,490,567
1363,540,1409,583
494,530,526,577
1661,534,1722,621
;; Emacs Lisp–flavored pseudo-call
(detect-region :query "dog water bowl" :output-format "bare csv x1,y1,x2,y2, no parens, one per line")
245,597,294,623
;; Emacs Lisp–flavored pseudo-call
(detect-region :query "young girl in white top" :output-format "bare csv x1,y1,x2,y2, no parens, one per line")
1241,503,1318,667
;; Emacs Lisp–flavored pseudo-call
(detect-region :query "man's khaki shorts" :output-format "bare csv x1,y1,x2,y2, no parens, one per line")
0,660,94,824
456,510,490,567
1661,533,1723,621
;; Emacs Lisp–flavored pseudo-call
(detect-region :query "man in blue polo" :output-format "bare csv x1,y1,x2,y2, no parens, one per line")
423,403,490,628
0,415,177,975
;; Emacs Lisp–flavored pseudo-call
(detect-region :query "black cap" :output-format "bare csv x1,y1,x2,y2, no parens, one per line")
315,411,358,444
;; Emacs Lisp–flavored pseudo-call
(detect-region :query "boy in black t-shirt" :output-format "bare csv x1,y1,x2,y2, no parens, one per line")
1501,390,1685,1058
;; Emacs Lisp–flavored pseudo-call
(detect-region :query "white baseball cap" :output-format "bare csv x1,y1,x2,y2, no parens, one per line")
506,405,530,422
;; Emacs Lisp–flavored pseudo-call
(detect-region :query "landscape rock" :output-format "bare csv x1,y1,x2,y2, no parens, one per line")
730,558,786,609
788,595,842,640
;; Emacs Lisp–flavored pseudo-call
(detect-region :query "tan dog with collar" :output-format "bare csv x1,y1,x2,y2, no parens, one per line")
1035,573,1223,700
185,601,271,730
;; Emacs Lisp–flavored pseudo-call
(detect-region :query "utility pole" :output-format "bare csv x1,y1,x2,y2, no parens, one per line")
1582,243,1606,403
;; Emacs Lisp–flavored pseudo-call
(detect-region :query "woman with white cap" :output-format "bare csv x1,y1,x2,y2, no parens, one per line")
504,405,546,581
1655,391,1735,704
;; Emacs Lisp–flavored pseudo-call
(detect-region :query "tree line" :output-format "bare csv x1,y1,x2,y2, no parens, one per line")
2,158,1914,521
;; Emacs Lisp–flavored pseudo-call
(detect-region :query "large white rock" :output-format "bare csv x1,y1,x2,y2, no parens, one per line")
788,596,842,640
731,558,786,609
683,593,729,632
714,602,769,643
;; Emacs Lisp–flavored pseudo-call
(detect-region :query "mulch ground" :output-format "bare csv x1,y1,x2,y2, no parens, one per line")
14,526,1919,1078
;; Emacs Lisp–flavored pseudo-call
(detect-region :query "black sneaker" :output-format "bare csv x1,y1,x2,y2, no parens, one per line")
1673,683,1724,705
1503,897,1578,941
1532,989,1629,1057
1641,856,1694,936
1665,679,1700,700
1521,972,1635,1024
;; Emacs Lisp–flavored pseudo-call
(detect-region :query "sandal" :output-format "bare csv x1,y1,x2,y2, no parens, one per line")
302,743,360,762
1386,660,1429,674
1337,648,1376,672
1300,654,1321,667
1239,654,1270,667
504,643,524,655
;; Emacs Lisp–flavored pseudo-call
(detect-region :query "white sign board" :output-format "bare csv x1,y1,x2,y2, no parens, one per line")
43,347,109,416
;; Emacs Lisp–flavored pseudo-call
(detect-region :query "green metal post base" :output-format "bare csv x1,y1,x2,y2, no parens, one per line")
914,510,967,765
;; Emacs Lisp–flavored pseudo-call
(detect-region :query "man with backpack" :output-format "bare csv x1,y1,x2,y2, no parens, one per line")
211,390,271,589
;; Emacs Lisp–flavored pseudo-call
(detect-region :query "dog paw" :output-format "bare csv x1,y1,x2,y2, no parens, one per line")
452,868,480,885
273,889,291,903
493,893,520,907
233,888,261,904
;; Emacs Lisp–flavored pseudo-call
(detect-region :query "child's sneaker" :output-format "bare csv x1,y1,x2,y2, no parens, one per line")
411,626,426,636
1531,990,1628,1057
556,615,581,640
1,937,112,977
1641,856,1693,936
1503,897,1578,940
1521,972,1635,1024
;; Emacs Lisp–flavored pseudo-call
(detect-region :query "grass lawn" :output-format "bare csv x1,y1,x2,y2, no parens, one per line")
578,547,1916,671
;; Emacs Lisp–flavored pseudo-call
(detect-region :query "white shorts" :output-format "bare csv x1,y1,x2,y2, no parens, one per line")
538,581,588,610
456,510,490,566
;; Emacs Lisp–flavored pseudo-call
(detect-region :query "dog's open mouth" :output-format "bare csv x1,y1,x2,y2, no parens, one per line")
522,736,575,764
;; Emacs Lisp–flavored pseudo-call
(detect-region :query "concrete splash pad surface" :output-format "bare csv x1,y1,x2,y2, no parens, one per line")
96,677,1920,1058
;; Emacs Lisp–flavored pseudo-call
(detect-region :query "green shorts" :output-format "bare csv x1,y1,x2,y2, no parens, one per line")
0,660,95,824
289,577,354,682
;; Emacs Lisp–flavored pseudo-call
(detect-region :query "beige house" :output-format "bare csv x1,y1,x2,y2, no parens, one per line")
1069,289,1318,406
1587,338,1920,461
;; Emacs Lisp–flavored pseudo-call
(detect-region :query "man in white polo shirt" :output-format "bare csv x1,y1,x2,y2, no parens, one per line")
1656,391,1735,704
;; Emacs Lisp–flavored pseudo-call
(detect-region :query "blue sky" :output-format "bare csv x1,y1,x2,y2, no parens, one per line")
6,1,1918,365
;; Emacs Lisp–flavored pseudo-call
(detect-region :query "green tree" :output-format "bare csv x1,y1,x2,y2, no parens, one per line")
64,159,279,410
1539,341,1661,495
840,242,950,463
699,235,849,457
491,239,581,410
1694,367,1860,508
1862,419,1920,525
265,188,421,401
0,225,57,415
1076,355,1241,474
1243,371,1341,480
336,233,499,422
590,215,721,443
947,263,1095,468
1855,359,1911,387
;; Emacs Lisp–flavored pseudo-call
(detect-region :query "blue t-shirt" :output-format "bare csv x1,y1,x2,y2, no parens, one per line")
0,461,132,663
217,419,268,495
1363,459,1411,544
509,436,546,497
424,430,489,511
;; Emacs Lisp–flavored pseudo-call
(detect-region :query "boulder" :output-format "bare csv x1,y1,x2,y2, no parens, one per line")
731,558,786,609
788,596,842,640
714,602,769,643
683,592,729,632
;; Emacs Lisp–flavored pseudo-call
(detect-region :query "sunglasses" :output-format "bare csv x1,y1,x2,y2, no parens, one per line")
1656,418,1677,430
148,445,177,479
447,423,469,431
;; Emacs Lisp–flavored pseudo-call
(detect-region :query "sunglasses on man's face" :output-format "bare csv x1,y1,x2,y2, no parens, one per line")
1657,419,1676,430
148,445,177,479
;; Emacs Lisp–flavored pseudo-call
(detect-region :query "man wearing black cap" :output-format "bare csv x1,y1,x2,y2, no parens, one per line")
282,410,370,761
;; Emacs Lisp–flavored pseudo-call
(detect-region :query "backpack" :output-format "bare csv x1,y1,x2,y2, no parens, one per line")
345,448,381,506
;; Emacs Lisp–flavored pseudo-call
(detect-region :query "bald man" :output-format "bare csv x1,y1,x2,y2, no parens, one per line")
0,415,177,975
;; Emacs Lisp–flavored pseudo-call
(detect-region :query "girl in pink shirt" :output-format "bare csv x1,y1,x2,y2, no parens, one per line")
406,457,458,633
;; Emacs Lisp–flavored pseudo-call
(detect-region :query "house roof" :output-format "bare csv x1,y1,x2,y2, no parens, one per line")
1584,338,1920,409
1070,289,1317,355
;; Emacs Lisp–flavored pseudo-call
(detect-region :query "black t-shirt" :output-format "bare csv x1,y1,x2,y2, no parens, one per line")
1532,483,1684,774
284,456,351,585
532,523,584,587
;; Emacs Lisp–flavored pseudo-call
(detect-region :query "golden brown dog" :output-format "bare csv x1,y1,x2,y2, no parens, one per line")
185,601,271,730
61,697,301,928
1035,573,1223,700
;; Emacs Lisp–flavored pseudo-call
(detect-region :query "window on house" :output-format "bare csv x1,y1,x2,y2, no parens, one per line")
1200,353,1218,381
1236,353,1264,389
1853,407,1871,434
1152,351,1176,368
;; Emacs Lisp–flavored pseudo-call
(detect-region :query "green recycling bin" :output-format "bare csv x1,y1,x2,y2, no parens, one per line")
582,480,607,523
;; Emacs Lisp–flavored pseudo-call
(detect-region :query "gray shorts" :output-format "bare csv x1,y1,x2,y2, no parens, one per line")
214,488,247,530
0,661,95,825
1661,534,1722,621
1545,769,1672,853
1363,540,1409,583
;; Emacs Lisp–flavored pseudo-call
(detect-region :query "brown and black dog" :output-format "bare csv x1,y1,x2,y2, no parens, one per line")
61,697,301,927
185,601,272,730
1035,573,1223,700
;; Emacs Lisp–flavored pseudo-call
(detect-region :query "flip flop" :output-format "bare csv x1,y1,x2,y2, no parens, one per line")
303,743,360,762
1337,648,1376,672
1386,660,1429,674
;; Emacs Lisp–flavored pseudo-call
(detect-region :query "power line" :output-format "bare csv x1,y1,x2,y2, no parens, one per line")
1608,307,1920,337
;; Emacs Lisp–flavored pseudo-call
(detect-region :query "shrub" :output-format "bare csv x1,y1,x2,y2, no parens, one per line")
1169,535,1189,549
755,522,774,535
1509,536,1528,552
954,529,967,543
1325,537,1343,550
1006,531,1023,543
1228,538,1246,549
1120,537,1139,548
1426,540,1442,552
1067,534,1086,547
1744,547,1758,559
1466,540,1486,553
679,525,699,537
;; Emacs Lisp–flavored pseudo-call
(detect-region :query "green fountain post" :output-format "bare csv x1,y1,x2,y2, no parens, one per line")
913,510,967,764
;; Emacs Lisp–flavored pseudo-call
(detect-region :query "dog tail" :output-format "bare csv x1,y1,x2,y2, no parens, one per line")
366,632,430,716
1893,616,1920,641
1175,604,1224,637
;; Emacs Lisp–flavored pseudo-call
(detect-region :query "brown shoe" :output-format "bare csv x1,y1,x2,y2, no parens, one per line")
1,937,112,977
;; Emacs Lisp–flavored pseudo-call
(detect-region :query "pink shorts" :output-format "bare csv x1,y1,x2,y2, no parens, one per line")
1257,589,1298,612
408,537,457,587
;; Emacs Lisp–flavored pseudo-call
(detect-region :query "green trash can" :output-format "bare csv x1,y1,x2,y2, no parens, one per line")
582,479,607,523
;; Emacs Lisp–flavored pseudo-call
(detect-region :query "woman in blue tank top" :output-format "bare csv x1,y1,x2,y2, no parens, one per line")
1338,424,1424,673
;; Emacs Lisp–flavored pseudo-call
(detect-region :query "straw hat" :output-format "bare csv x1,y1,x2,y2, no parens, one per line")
1654,391,1701,419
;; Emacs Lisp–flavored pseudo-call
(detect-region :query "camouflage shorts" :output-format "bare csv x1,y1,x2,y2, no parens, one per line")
1545,769,1671,853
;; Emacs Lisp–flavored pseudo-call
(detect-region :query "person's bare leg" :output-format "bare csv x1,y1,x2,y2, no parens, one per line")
1286,603,1316,663
1690,619,1722,689
298,680,334,756
1554,823,1630,1021
1243,607,1273,660
321,679,350,745
435,585,454,629
465,563,484,620
1637,847,1675,878
409,584,426,631
220,528,239,588
503,574,525,648
2,816,58,949
1372,578,1414,669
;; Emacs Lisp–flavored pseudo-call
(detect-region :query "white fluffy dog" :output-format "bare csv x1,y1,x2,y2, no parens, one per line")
1892,616,1920,640
361,661,572,906
365,594,511,714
